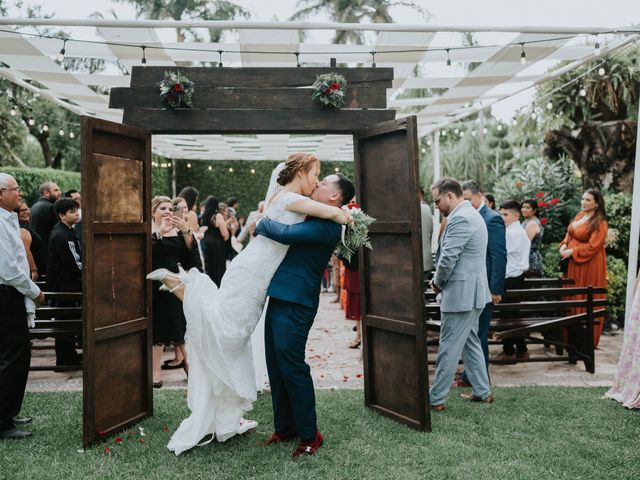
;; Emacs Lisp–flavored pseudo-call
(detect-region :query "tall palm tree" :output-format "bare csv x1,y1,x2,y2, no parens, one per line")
290,0,430,44
114,0,251,42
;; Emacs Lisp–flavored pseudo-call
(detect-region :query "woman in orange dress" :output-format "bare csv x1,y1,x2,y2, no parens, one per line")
559,189,608,347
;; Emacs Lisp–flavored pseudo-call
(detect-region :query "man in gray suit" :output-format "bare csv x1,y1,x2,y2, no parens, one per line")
429,177,493,410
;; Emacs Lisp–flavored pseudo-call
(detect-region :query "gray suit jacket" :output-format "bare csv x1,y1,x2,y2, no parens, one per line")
433,201,491,312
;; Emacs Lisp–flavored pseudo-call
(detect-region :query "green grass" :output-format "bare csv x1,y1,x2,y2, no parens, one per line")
1,388,638,479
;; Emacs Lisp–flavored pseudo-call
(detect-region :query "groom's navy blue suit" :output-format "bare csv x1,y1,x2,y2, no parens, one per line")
255,217,341,441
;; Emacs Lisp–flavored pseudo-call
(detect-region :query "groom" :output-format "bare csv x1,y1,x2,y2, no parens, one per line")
254,173,354,457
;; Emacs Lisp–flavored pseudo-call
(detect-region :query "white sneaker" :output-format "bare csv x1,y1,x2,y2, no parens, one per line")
327,286,335,293
238,418,258,435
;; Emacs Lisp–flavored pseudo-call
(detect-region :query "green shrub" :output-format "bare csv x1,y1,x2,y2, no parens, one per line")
607,255,627,326
540,243,562,278
1,166,80,205
604,192,633,263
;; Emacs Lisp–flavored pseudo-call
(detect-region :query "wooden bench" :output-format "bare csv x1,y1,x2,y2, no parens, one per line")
424,283,606,373
30,291,83,371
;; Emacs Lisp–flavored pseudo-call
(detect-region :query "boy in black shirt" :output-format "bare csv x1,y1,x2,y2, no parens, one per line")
47,198,82,367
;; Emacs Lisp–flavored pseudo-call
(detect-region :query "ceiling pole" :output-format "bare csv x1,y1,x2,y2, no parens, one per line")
171,159,177,198
625,97,640,324
431,131,441,251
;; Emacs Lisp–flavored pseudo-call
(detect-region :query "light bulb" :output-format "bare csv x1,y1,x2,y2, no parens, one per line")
167,161,172,167
459,131,465,137
497,124,503,131
440,130,447,137
594,41,601,56
531,112,537,120
598,67,606,76
471,130,477,137
250,168,256,174
579,88,587,97
187,163,192,168
546,101,553,110
454,128,460,135
421,147,426,154
334,167,340,172
427,140,432,146
69,131,75,139
28,117,35,126
59,129,64,136
208,166,212,171
10,107,16,116
42,123,49,132
228,167,233,173
482,128,488,135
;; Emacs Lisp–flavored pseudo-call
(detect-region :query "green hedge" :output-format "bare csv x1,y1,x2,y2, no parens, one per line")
152,159,355,218
1,166,81,205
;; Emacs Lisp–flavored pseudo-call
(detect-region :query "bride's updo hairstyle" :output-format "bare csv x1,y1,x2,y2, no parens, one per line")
277,153,318,186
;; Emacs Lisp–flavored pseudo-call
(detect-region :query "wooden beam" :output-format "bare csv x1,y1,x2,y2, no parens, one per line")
109,84,388,110
122,108,396,134
130,66,393,89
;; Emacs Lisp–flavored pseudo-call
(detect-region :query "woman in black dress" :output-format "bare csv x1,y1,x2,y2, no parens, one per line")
199,196,229,287
151,196,194,388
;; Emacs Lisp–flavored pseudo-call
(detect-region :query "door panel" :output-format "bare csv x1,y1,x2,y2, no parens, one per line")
354,116,430,431
81,117,152,447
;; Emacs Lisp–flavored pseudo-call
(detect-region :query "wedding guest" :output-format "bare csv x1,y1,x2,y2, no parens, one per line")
227,196,239,218
200,196,229,287
64,190,82,242
559,189,608,347
30,181,61,275
177,186,200,235
47,198,82,368
605,269,640,408
151,196,193,387
484,193,496,210
341,251,361,348
456,180,506,388
0,173,44,440
420,188,434,276
496,200,531,361
237,201,265,244
521,199,543,277
16,201,42,280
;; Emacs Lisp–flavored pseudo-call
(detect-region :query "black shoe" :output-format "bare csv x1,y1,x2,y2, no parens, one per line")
13,417,32,425
153,381,163,389
0,428,32,440
161,361,185,370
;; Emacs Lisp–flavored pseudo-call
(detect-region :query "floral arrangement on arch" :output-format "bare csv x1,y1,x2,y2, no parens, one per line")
335,201,375,262
158,71,195,109
311,73,348,110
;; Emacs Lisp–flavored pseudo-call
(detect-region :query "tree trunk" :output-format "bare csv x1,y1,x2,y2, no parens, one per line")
544,120,637,193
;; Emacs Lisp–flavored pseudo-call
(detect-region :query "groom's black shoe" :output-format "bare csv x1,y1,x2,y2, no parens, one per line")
265,430,297,445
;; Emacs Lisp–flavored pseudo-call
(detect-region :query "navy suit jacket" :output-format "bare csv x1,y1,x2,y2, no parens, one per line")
479,204,507,295
255,217,341,309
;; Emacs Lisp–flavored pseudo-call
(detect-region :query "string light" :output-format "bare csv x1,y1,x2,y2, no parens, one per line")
496,124,503,131
482,127,488,135
208,165,212,171
57,39,67,63
520,43,527,65
167,161,172,167
228,167,233,173
598,66,606,76
69,131,75,139
445,48,451,67
530,112,537,120
186,162,192,168
10,107,16,116
454,128,459,134
594,36,601,56
58,128,64,136
28,117,35,126
141,45,147,64
471,130,477,136
579,87,587,97
421,147,426,153
546,101,553,110
459,131,464,137
427,139,432,146
250,168,256,174
42,123,49,132
440,130,447,137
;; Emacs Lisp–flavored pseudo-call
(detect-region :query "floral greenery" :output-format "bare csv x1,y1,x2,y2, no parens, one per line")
153,159,355,219
335,205,375,262
158,71,195,109
1,166,80,204
607,255,628,325
603,192,633,263
311,73,348,110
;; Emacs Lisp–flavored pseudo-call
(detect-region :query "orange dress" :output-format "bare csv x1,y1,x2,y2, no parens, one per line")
560,211,608,347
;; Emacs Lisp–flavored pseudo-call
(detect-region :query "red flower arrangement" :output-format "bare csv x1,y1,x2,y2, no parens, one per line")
158,70,194,109
311,73,348,110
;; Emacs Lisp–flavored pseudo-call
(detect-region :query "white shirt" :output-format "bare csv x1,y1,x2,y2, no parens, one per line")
505,221,530,278
0,207,41,323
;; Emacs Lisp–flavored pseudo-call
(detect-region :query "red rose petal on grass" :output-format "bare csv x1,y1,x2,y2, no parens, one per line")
342,379,348,382
139,437,145,444
128,431,134,436
104,447,111,455
114,437,122,444
356,374,363,378
163,426,170,432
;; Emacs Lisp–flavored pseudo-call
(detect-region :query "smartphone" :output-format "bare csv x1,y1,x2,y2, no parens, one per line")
172,205,181,215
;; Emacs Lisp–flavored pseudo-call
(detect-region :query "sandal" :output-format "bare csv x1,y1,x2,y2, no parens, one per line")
161,360,185,370
349,337,361,349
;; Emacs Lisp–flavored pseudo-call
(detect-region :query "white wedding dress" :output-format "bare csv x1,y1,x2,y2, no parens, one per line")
167,188,306,455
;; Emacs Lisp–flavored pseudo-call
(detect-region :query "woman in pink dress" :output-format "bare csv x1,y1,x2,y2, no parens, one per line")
605,271,640,408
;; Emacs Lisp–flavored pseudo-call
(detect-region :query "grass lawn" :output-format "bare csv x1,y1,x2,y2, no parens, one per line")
1,387,638,479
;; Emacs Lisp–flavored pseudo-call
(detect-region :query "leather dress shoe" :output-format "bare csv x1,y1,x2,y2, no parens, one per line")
460,392,494,403
265,430,297,445
13,416,32,425
0,428,32,440
293,431,323,457
431,404,446,412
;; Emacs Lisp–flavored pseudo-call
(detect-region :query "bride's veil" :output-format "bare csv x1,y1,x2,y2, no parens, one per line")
264,162,286,205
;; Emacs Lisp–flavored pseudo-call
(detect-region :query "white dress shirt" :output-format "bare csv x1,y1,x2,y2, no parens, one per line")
0,207,41,324
505,221,530,278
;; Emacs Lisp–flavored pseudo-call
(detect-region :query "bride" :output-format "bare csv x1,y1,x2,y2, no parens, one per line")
147,153,351,455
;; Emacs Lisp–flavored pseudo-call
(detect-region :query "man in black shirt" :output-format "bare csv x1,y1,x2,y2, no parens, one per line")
47,198,82,367
30,182,61,275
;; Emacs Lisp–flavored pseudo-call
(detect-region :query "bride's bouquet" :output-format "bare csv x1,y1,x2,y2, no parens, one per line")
335,202,375,262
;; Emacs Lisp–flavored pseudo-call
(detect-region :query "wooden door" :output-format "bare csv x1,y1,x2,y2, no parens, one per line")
354,116,430,431
81,117,153,447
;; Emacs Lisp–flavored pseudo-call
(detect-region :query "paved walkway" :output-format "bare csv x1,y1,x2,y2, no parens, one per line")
26,292,623,392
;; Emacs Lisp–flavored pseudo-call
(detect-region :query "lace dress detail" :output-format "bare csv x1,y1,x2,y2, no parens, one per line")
167,190,305,455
